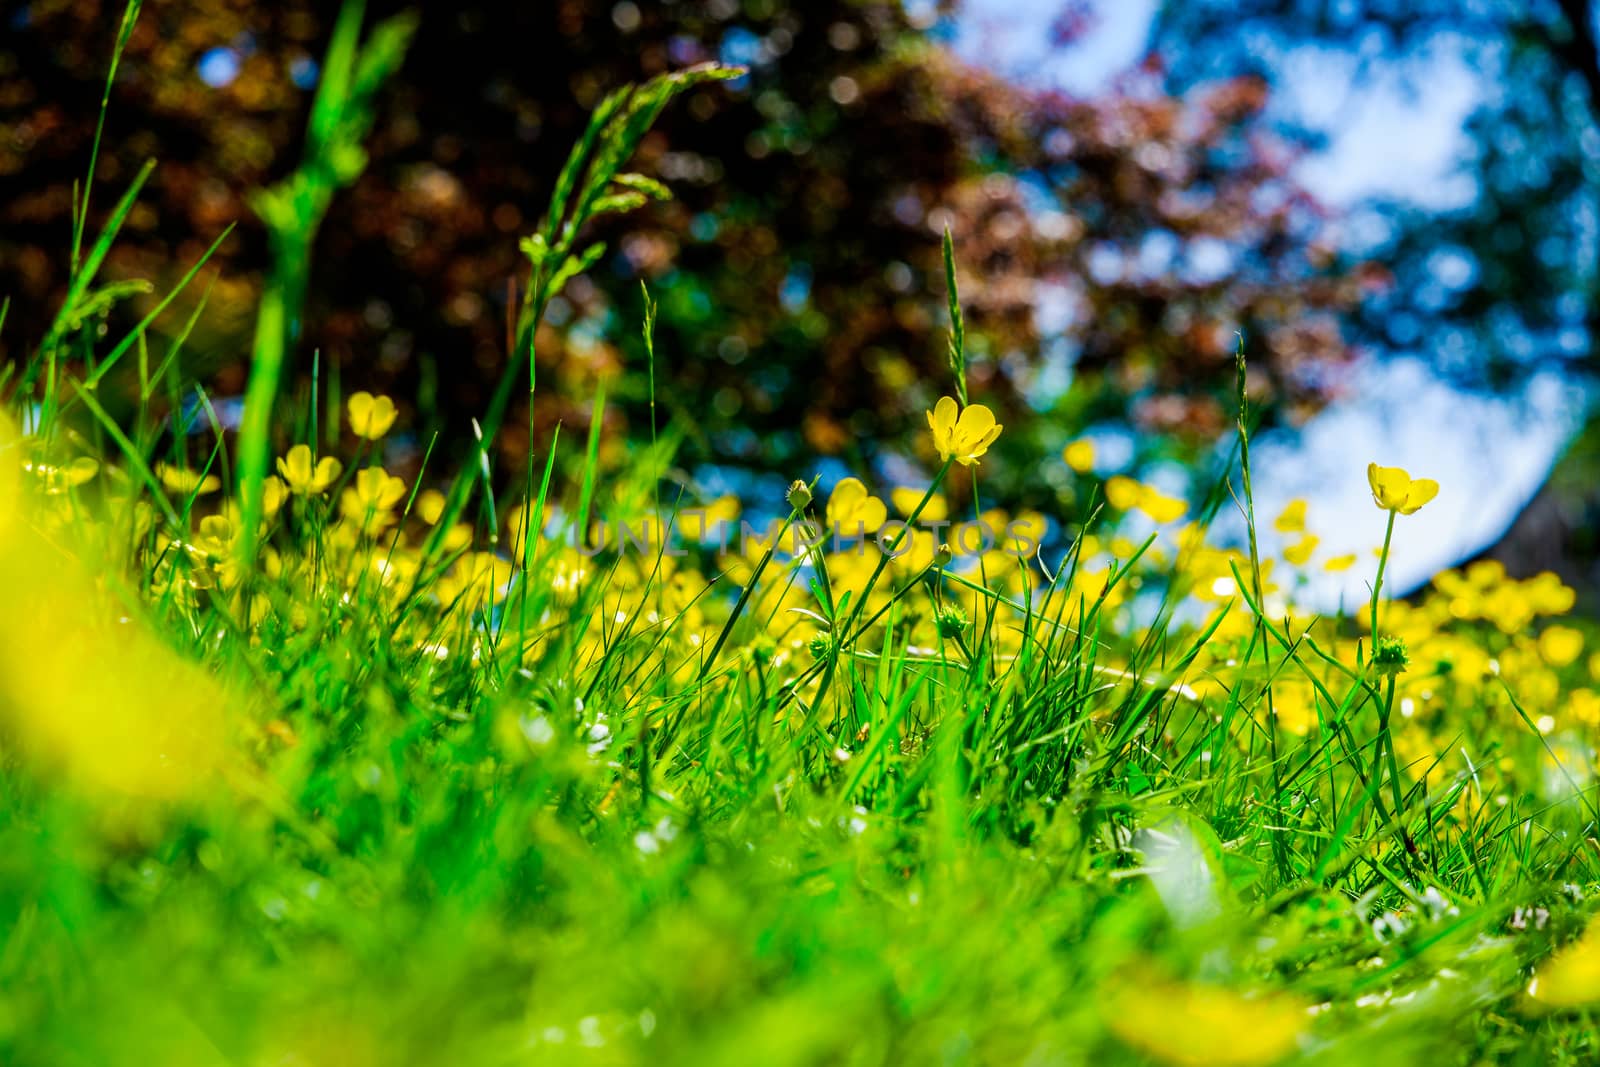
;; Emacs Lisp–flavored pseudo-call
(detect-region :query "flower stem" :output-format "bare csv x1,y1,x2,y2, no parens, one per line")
1369,508,1397,644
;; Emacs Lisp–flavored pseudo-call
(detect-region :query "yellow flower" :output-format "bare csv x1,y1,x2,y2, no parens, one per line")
1323,553,1358,573
926,396,1002,467
703,494,741,528
195,514,235,556
1529,919,1600,1008
1367,463,1438,515
340,468,408,533
1062,438,1095,474
417,489,448,525
261,475,288,519
23,456,99,495
1105,476,1186,524
277,445,343,495
436,551,516,609
1283,534,1319,566
1138,488,1188,524
1101,965,1305,1066
827,477,887,534
1105,476,1143,511
1539,625,1586,668
156,462,220,497
891,487,948,522
347,391,398,439
1273,498,1307,533
0,413,229,803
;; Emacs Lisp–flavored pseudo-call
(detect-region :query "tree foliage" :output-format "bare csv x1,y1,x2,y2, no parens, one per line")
2,0,1367,491
1154,0,1600,593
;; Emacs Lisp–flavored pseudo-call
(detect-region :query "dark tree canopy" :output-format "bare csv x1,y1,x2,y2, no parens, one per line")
1156,0,1600,393
3,0,1367,496
1154,0,1600,595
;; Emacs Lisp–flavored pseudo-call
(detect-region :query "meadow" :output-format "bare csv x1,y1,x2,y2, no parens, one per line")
6,7,1600,1066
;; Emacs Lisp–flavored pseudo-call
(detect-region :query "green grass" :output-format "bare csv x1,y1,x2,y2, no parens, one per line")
3,5,1600,1065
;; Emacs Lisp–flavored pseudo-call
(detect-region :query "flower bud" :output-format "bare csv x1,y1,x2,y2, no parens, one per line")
935,606,968,639
1373,636,1410,677
787,480,812,511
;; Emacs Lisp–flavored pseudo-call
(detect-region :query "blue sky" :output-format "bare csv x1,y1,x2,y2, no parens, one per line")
954,0,1585,599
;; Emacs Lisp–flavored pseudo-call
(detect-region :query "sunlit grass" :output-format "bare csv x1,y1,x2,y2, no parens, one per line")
6,4,1600,1065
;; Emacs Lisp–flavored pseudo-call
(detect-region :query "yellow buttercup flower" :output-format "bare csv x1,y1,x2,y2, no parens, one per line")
1283,534,1319,566
277,445,343,495
1105,476,1143,511
156,462,220,497
1101,964,1305,1066
0,413,229,803
1273,498,1307,533
926,396,1002,467
340,467,408,533
417,488,448,525
1105,476,1187,524
261,475,288,519
23,456,99,495
347,391,398,439
1062,438,1095,474
1529,918,1600,1008
1138,487,1188,525
1367,463,1438,515
891,487,948,522
1539,625,1585,668
224,476,287,532
1323,553,1358,573
827,477,887,534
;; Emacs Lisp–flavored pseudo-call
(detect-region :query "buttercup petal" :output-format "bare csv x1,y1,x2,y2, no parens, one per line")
1367,464,1412,511
954,403,996,442
1400,478,1439,514
828,477,867,522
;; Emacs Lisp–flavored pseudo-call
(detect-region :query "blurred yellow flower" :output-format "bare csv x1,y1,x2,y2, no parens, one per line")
0,414,230,803
1106,476,1187,524
1273,498,1307,533
1367,463,1438,515
1101,965,1305,1066
1105,476,1142,511
278,445,343,495
1062,438,1095,474
24,455,99,495
703,494,741,528
156,462,220,497
1539,625,1586,668
1529,919,1600,1008
262,475,288,518
436,551,516,607
1283,534,1319,566
340,468,408,533
1139,488,1188,524
347,391,398,439
417,488,447,525
827,477,887,534
1323,553,1358,573
891,487,948,521
926,396,1001,467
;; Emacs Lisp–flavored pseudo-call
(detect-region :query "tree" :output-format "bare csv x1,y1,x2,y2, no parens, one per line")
1154,0,1600,597
2,0,1366,504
